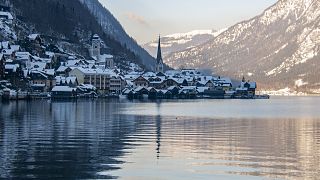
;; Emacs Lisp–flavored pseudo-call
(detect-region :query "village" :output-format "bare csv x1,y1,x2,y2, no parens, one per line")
0,7,265,101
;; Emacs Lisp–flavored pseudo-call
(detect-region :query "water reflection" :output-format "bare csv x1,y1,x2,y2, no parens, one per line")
0,100,145,179
0,98,320,179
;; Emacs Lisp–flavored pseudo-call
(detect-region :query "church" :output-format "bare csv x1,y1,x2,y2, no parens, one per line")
155,36,164,73
89,34,114,68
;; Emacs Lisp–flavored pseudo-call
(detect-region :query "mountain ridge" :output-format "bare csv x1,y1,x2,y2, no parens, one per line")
165,0,320,93
143,29,226,59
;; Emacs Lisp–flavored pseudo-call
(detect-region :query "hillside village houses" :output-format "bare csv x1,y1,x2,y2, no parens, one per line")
0,6,258,99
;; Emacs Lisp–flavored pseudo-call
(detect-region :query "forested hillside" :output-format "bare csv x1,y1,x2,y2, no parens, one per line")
7,0,151,69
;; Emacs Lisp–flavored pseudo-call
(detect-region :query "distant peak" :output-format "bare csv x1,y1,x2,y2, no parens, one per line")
164,29,227,39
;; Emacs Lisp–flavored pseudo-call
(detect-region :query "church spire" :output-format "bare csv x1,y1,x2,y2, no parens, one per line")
155,35,164,73
156,35,163,64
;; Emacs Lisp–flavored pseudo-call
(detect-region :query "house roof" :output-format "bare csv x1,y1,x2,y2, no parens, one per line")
71,67,117,77
143,71,156,77
30,71,48,79
45,51,55,58
133,75,149,82
2,48,14,55
100,54,113,59
0,41,9,49
30,62,46,71
56,66,69,72
44,69,55,76
28,34,40,40
10,45,20,51
5,64,18,72
0,11,13,20
134,86,147,92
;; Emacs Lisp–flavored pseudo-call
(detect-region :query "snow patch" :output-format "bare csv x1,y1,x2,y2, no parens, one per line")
295,79,308,87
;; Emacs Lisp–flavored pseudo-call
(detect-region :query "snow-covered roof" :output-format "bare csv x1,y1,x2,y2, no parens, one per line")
181,86,197,90
93,34,100,39
167,86,180,90
56,66,69,72
15,52,31,56
44,69,55,76
5,59,13,63
134,86,146,92
0,11,13,20
10,45,20,51
15,52,31,60
30,62,46,71
100,54,113,59
30,70,48,79
0,41,9,49
124,74,140,80
65,60,81,67
169,77,185,84
45,51,55,58
125,80,133,87
5,64,18,72
71,67,117,76
2,48,14,55
219,77,232,84
143,71,156,77
161,90,170,94
28,34,40,40
52,86,76,92
165,70,181,76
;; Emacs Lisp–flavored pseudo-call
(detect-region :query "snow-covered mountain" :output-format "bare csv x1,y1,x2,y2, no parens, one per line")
143,29,226,58
166,0,320,93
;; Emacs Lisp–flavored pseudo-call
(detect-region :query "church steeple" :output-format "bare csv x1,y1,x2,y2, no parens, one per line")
156,35,164,73
156,35,163,64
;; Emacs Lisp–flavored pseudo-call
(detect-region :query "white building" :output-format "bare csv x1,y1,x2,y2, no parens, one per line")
69,67,124,94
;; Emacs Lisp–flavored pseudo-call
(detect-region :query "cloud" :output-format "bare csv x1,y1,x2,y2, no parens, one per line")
125,12,149,26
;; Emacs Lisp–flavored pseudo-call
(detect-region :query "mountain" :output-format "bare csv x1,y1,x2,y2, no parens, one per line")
79,0,157,70
143,29,226,58
7,0,157,70
166,0,320,93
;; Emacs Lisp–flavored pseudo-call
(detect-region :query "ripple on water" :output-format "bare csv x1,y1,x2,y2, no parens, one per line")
0,99,320,179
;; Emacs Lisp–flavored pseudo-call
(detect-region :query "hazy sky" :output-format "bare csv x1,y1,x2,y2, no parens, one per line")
99,0,277,44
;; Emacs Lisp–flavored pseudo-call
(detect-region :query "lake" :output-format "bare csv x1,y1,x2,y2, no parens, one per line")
0,97,320,179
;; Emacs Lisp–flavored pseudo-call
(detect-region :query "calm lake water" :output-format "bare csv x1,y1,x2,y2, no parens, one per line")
0,97,320,179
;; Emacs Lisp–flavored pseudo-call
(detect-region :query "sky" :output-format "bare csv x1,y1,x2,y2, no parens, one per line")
99,0,277,44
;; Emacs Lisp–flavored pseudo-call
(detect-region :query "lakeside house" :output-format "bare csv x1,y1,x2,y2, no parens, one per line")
51,86,77,99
